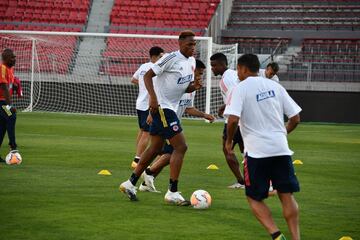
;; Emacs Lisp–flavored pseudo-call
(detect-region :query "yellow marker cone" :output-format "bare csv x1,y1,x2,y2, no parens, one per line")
98,169,112,176
339,237,353,240
293,159,303,165
207,164,219,170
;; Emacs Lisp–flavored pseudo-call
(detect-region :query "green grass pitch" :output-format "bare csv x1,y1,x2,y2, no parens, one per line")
0,113,359,240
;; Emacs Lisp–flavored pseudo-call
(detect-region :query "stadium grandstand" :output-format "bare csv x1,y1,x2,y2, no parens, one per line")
0,0,359,122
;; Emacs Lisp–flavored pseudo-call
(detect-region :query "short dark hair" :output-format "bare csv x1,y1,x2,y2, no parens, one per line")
237,54,260,73
2,48,14,59
210,53,228,66
196,59,206,69
149,46,164,57
267,62,279,73
179,30,195,40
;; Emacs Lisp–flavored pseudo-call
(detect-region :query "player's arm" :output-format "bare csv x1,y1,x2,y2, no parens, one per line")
185,68,202,93
0,83,11,104
281,87,302,134
226,115,240,154
144,69,158,113
218,104,226,118
286,114,300,134
185,107,215,122
131,77,139,85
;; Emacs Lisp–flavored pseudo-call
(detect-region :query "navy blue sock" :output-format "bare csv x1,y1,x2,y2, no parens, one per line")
129,173,140,186
169,179,178,192
271,231,282,239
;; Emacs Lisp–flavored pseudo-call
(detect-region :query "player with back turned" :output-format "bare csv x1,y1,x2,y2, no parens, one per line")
224,54,301,240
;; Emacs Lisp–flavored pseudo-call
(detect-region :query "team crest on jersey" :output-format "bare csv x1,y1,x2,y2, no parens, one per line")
172,125,179,132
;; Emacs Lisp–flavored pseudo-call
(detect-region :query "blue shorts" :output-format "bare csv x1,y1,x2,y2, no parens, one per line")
149,108,182,140
161,141,174,154
137,109,150,132
244,154,300,201
223,123,243,150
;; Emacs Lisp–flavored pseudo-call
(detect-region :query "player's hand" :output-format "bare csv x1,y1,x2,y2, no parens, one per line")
204,114,215,123
218,106,225,118
149,96,159,114
146,114,153,125
194,75,203,90
225,140,234,156
10,106,16,113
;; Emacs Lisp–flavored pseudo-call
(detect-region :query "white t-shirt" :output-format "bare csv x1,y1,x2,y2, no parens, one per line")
259,69,279,82
224,76,301,158
176,92,195,120
219,69,239,123
152,51,196,112
133,62,153,111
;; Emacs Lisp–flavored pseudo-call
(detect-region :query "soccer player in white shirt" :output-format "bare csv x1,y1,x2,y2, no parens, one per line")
224,54,301,240
130,46,164,169
139,59,215,192
210,53,245,189
258,62,280,82
120,31,201,204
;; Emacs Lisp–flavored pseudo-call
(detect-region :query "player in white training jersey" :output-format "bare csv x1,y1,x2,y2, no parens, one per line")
259,62,280,82
120,30,201,204
130,47,164,169
224,54,301,240
210,53,245,189
139,59,215,192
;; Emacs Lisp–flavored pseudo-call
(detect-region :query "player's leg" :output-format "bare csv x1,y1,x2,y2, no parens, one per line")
222,124,244,188
132,110,151,168
120,110,164,201
133,134,163,177
139,143,172,192
120,134,164,200
271,156,301,240
0,114,6,162
244,155,287,239
165,131,188,204
247,197,280,235
278,193,300,240
168,132,187,183
157,108,187,204
151,152,171,177
6,112,17,151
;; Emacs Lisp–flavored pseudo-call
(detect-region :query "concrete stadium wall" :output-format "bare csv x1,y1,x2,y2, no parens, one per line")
13,82,360,123
288,90,360,123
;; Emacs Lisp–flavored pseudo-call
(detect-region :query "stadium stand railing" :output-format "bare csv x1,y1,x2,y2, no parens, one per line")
102,0,220,76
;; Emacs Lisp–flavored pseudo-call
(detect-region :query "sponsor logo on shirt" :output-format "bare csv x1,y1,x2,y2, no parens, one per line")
256,90,275,102
140,70,147,76
179,99,192,107
177,74,193,84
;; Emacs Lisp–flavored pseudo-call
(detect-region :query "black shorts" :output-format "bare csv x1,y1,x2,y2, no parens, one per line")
223,123,243,149
137,109,150,132
244,154,300,201
149,108,182,140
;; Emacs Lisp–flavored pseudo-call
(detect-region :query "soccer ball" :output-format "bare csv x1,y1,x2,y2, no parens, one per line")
5,151,22,165
190,190,212,209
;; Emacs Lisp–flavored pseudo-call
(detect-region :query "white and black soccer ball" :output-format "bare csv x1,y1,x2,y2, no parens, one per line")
190,189,212,209
5,151,22,165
